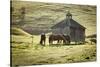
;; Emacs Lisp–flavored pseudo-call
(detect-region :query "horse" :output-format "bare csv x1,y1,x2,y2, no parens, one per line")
90,38,96,44
40,33,46,46
49,34,70,45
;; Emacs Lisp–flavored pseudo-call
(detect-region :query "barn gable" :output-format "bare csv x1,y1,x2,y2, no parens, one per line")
51,11,85,29
51,19,86,29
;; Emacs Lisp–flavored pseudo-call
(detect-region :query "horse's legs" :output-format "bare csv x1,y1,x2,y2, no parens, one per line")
50,41,53,45
43,39,45,46
49,39,52,45
40,39,45,46
67,39,70,44
57,40,60,44
42,40,44,45
58,40,62,44
40,40,42,44
63,40,66,44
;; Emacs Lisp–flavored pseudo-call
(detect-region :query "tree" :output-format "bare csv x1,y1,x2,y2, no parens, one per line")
19,7,26,26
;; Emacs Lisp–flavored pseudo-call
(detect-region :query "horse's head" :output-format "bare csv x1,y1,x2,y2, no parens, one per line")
64,35,70,40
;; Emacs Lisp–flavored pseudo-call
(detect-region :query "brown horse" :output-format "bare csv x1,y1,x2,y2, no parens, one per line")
40,33,46,46
49,34,70,45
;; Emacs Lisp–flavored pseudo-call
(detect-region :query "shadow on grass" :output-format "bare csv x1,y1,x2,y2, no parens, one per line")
48,43,85,47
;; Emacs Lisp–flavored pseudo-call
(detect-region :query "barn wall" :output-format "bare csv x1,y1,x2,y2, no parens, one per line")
79,29,85,42
70,27,85,42
62,27,70,35
52,27,70,35
75,29,80,42
70,27,76,41
52,28,63,35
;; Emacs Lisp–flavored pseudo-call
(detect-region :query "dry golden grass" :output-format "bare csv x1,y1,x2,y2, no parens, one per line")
11,34,96,66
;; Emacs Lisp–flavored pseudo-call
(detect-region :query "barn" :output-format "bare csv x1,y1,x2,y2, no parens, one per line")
51,11,86,43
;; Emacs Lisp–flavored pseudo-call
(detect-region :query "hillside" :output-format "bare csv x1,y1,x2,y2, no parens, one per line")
11,27,31,36
11,1,96,36
86,34,96,38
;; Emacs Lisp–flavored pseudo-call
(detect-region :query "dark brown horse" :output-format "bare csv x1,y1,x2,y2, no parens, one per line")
49,34,70,45
40,33,46,46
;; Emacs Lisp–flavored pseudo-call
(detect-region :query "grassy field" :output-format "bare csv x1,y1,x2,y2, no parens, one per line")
11,31,96,66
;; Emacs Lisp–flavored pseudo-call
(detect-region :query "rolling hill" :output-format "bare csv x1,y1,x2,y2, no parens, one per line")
11,0,96,36
11,27,31,36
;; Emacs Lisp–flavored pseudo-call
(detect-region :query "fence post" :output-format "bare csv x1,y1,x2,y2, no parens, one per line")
31,35,34,45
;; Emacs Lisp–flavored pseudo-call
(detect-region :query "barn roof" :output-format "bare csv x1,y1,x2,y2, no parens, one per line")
51,19,86,29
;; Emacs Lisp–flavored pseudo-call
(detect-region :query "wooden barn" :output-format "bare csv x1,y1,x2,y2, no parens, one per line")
51,11,86,43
